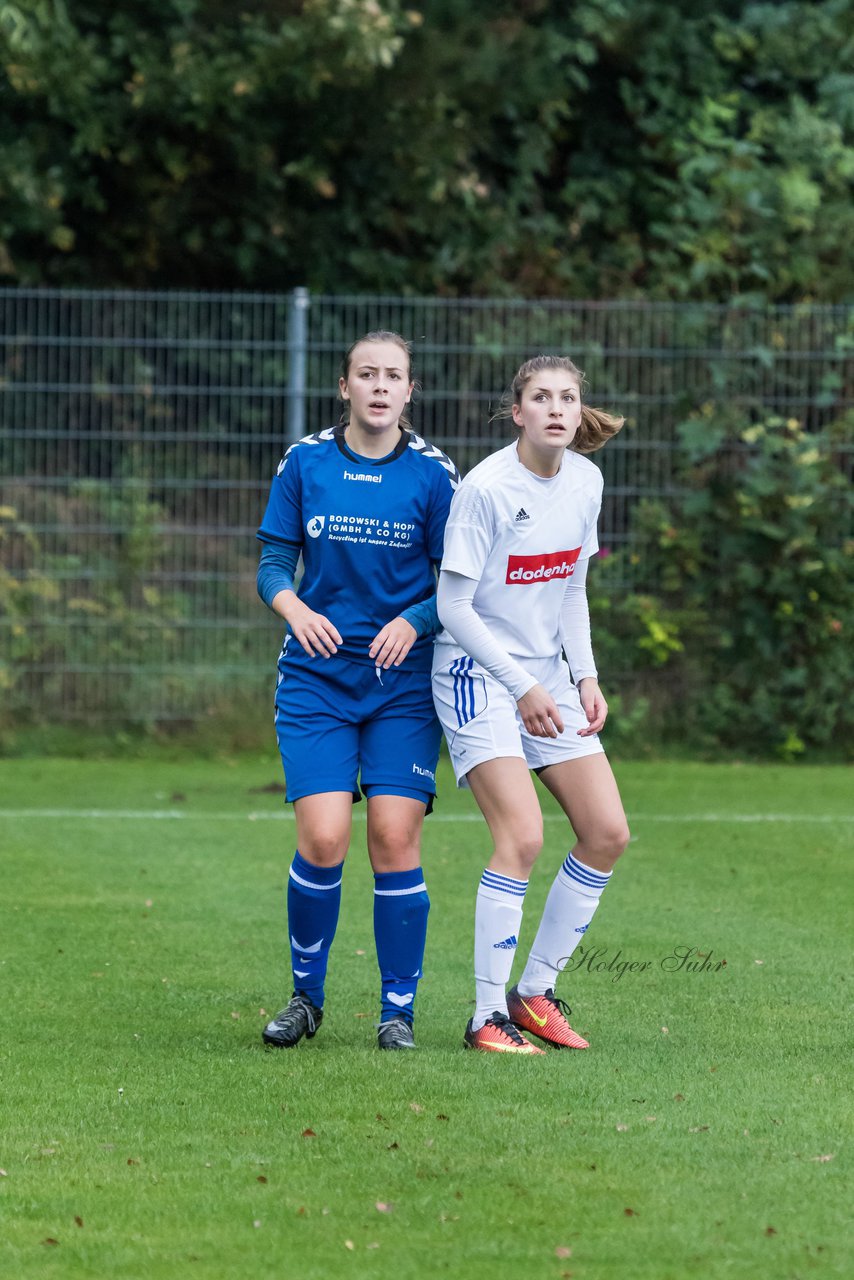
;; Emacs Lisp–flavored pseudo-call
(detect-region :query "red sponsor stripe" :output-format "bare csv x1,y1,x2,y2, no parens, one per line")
505,547,581,584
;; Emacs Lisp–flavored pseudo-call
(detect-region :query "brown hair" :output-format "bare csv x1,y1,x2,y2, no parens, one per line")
339,330,415,430
494,354,624,453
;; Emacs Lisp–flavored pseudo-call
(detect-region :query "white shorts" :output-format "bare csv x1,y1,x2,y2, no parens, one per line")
431,649,604,788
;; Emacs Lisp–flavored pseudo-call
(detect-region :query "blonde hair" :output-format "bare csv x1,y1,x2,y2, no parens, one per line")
494,354,624,453
339,329,415,430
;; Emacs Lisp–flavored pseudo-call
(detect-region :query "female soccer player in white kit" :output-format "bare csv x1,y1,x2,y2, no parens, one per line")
432,355,630,1054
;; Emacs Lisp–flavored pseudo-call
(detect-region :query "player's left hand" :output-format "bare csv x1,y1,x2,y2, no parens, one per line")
369,617,418,669
577,677,607,735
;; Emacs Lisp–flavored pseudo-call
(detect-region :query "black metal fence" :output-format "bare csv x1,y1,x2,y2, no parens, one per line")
1,288,852,723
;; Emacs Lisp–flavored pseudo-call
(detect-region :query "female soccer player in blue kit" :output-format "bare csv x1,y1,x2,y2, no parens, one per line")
257,331,459,1050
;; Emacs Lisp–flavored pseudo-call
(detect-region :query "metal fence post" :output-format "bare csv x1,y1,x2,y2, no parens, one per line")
287,286,310,445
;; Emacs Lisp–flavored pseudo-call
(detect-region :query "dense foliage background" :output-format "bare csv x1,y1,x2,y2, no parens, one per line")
2,2,853,756
590,410,854,759
2,0,853,299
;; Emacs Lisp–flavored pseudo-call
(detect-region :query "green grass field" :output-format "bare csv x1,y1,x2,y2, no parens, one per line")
1,754,851,1280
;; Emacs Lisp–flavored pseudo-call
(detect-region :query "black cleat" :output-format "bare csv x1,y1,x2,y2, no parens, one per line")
262,993,323,1048
377,1017,416,1050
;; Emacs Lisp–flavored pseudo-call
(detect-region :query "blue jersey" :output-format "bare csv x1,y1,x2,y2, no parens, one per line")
258,426,460,670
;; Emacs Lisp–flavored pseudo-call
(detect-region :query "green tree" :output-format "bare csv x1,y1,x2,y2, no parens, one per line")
591,409,854,757
0,0,414,285
1,0,853,298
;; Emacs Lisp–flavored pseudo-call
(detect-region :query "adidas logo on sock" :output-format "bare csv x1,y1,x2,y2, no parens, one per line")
514,508,530,522
493,934,518,950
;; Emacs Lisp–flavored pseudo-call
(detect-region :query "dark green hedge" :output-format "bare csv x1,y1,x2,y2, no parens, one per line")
2,1,853,300
592,410,854,758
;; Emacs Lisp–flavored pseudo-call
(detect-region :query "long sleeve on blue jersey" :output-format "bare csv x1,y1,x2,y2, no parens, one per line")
400,567,441,637
437,571,538,701
559,558,598,684
257,541,300,608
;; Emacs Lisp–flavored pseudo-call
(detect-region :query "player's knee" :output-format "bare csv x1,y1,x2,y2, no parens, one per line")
369,826,421,872
299,833,349,866
590,821,630,868
501,828,543,874
519,831,544,869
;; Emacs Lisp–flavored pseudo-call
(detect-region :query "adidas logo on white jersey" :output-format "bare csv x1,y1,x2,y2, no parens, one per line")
493,934,518,950
515,508,530,522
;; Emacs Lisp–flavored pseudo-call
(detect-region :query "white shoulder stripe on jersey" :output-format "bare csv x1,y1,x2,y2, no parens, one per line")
407,431,461,488
276,427,337,475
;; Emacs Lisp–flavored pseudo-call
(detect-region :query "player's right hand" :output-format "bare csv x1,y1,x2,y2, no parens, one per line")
276,592,342,658
517,684,564,738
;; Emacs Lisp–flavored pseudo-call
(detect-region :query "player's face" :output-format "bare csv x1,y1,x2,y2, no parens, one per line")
339,341,414,437
512,370,582,473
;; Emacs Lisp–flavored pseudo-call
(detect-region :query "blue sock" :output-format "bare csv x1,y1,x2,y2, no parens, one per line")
287,850,344,1009
373,868,430,1025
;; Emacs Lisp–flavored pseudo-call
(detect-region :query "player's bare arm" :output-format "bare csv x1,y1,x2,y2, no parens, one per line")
272,588,342,658
369,616,417,669
577,676,608,735
517,684,565,739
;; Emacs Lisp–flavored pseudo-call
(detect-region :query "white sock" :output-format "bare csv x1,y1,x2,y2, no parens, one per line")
517,851,612,996
472,868,527,1032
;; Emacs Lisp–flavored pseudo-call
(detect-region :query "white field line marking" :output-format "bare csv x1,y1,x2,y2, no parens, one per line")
0,808,852,824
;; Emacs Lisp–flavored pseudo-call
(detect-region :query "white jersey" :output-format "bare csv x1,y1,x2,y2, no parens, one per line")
436,442,602,662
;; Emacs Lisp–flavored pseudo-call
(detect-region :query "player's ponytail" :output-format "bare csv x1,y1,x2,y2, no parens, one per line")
574,402,625,454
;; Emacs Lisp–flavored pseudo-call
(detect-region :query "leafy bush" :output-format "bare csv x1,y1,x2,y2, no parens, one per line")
2,1,853,299
1,490,220,725
0,504,61,690
591,411,854,758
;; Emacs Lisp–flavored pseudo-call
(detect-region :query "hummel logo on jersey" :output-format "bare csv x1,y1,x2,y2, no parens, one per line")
506,547,582,584
343,469,382,483
515,508,530,522
493,935,518,950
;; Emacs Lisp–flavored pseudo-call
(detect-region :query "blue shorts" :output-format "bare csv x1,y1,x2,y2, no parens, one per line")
274,644,441,808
